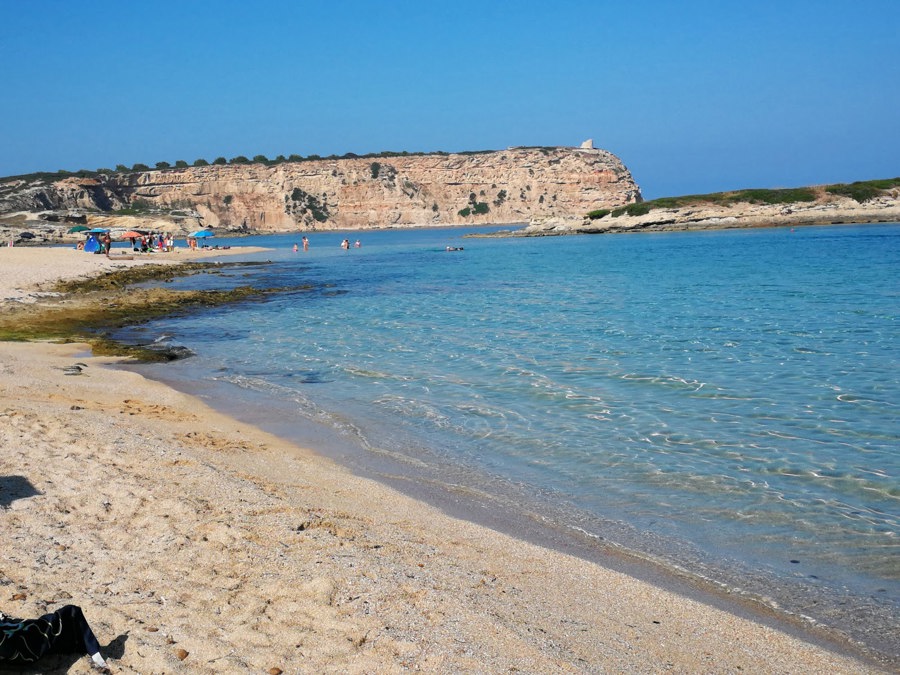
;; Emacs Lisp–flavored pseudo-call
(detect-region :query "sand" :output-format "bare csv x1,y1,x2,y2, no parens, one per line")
0,247,886,673
0,246,267,304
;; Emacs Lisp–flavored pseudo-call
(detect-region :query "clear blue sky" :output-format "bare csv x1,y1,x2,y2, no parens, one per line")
2,0,897,199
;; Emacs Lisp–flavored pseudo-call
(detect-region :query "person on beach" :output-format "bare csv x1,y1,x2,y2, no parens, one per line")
302,236,309,251
0,605,110,672
101,233,112,256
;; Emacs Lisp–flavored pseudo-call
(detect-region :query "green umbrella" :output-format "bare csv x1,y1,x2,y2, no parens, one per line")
67,225,90,233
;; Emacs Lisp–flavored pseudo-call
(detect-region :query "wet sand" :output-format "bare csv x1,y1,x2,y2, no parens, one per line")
0,246,886,673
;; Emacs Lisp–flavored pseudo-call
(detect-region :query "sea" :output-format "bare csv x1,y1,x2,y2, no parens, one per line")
113,222,899,661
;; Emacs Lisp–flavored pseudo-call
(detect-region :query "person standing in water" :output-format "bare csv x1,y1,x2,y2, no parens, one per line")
302,236,309,251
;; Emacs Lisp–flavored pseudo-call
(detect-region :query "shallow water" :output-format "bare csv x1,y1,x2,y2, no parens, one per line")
117,223,900,658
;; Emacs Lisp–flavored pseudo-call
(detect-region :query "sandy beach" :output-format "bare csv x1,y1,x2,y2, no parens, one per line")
0,247,886,673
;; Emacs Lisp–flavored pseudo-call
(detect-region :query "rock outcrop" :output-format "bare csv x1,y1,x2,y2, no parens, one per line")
520,190,900,237
0,147,641,238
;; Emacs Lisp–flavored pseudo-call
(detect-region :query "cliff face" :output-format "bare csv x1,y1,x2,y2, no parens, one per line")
0,147,641,233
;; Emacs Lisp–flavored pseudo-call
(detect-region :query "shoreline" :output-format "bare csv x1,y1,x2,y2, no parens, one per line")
126,350,899,667
2,341,886,673
0,247,891,672
514,197,900,237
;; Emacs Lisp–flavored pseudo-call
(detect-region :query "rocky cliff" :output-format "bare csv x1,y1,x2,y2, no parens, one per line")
0,147,641,237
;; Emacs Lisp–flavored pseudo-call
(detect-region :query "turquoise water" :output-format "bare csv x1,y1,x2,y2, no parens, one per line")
118,223,899,656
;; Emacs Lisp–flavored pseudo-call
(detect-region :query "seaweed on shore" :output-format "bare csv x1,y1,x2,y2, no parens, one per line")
0,262,310,362
49,260,270,294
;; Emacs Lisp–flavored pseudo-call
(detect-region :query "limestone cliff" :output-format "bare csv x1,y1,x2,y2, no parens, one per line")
0,147,641,235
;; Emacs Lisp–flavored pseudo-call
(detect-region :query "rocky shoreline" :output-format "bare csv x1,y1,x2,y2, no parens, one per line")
515,191,900,236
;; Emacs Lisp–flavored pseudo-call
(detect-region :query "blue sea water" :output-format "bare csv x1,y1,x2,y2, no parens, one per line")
117,223,899,657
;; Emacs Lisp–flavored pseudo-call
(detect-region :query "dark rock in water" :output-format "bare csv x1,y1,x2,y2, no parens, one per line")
143,344,195,361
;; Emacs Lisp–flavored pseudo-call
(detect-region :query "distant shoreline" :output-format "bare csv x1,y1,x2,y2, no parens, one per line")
509,192,900,237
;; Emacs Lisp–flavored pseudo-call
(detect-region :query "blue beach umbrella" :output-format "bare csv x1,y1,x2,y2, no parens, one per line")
85,227,110,234
189,229,214,238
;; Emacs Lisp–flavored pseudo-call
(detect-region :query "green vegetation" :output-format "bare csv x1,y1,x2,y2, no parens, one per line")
289,187,330,222
0,262,301,360
459,191,490,217
223,195,233,206
0,147,521,185
587,209,610,220
611,203,652,217
370,162,381,179
608,187,820,218
825,177,900,203
493,189,507,207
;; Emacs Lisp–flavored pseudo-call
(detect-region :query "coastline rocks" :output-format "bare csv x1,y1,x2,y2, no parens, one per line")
521,193,900,237
0,147,642,234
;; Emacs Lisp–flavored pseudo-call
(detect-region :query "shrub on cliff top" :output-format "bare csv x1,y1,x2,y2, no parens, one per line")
734,188,817,204
607,186,818,218
826,177,900,203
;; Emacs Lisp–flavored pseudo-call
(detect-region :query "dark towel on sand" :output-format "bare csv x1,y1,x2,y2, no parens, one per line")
0,604,103,665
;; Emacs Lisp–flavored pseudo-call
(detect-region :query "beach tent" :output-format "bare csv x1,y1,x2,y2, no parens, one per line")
83,235,101,253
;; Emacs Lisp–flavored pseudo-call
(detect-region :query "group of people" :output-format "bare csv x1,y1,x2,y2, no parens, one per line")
291,236,362,253
78,232,176,255
130,233,174,253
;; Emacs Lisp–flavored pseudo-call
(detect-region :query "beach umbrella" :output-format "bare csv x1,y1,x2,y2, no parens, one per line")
67,225,89,233
118,230,144,239
85,227,110,234
189,229,214,238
